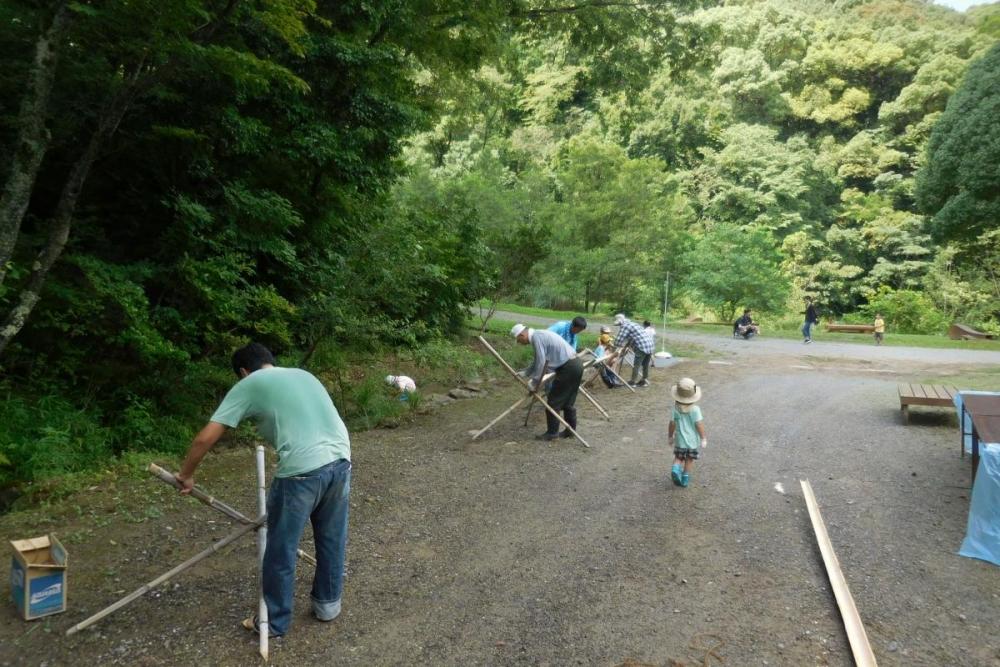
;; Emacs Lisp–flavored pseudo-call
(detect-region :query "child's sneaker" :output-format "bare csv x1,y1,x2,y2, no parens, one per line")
671,464,682,486
680,472,690,487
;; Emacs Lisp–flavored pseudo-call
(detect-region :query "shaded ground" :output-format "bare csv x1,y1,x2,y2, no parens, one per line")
2,344,999,666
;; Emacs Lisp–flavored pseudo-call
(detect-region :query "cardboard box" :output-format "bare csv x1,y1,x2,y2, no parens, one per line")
10,534,68,620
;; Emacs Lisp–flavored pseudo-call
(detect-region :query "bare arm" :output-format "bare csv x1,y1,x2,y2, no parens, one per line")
174,422,227,494
697,420,707,447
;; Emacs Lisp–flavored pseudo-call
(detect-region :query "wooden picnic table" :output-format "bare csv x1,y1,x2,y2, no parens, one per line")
827,323,875,334
898,383,956,423
960,394,1000,484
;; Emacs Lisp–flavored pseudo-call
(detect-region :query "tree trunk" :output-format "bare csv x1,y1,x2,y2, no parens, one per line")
0,79,136,357
0,3,71,289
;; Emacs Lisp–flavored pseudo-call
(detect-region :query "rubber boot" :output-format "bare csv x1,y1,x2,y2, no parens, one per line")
560,407,577,438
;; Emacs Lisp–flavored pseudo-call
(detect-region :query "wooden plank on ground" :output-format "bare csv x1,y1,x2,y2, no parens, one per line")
800,480,878,667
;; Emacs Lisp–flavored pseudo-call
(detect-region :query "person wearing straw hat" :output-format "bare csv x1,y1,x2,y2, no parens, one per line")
176,342,352,638
511,323,584,440
668,377,707,488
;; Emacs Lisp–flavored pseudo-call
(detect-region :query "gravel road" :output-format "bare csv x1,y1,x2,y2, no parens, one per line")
493,310,1000,367
1,340,998,666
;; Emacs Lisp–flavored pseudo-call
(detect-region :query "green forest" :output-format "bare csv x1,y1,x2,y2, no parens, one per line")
1,0,998,493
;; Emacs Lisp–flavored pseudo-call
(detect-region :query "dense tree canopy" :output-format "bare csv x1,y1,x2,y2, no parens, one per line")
916,40,1000,246
1,0,998,488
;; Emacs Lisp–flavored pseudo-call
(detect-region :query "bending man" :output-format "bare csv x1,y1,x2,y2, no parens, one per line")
176,342,351,638
512,323,583,441
613,313,655,387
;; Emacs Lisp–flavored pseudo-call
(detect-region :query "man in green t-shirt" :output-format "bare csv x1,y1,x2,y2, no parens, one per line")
176,343,351,638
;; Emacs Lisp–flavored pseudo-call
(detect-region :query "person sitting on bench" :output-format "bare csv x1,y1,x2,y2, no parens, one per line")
733,309,760,339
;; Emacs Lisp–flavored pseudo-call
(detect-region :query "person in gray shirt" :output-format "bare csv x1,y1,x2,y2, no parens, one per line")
511,324,583,441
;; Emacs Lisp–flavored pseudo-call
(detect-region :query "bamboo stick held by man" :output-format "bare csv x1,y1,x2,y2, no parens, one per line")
176,342,352,640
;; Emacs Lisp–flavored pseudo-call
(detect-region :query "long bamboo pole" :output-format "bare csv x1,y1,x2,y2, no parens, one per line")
477,336,590,448
147,463,316,567
602,357,635,392
800,480,878,667
255,446,269,662
578,385,610,420
472,396,531,439
65,518,263,636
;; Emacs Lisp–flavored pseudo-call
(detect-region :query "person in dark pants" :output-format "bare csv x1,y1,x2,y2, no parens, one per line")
802,297,819,343
176,342,351,638
511,323,584,441
612,313,655,387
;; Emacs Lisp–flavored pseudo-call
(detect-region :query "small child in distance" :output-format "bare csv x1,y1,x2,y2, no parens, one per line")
873,313,885,346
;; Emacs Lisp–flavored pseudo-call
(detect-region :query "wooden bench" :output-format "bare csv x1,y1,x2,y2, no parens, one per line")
948,323,995,340
826,323,875,334
898,383,956,423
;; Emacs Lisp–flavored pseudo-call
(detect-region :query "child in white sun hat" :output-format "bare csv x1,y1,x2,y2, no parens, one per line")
668,377,707,488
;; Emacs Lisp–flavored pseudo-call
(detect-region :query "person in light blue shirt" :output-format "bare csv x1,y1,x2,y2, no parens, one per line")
668,377,707,488
548,316,588,351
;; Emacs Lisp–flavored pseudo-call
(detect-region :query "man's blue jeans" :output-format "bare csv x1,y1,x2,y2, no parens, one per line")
802,320,813,340
263,458,351,636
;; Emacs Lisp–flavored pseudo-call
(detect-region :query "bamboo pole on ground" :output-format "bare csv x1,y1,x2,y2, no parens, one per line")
578,385,610,420
472,396,531,439
147,463,316,567
800,480,878,667
255,446,269,662
65,518,263,636
477,336,590,448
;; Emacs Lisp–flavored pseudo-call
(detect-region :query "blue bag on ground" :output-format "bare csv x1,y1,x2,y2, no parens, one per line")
959,445,1000,567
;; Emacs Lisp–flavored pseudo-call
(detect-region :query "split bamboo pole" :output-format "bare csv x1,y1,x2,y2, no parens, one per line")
477,336,590,448
147,463,316,567
800,480,878,667
578,385,610,420
255,446,269,662
472,396,530,439
65,518,263,636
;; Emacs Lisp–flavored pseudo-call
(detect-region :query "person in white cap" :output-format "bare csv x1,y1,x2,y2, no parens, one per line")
668,377,707,488
385,375,416,393
612,313,655,387
511,323,583,440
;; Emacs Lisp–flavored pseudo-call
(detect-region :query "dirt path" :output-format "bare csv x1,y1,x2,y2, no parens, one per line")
2,354,998,666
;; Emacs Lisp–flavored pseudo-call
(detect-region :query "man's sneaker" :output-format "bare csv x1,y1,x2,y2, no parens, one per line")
535,432,559,441
559,429,574,439
804,338,812,344
242,615,282,638
680,472,690,488
639,379,650,387
671,464,682,486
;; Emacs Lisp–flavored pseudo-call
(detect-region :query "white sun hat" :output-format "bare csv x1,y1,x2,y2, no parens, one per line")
510,323,526,338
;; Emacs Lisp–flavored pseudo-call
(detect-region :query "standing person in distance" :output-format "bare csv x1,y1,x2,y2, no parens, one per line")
873,312,885,346
668,377,707,488
175,342,352,639
802,297,819,344
511,323,584,441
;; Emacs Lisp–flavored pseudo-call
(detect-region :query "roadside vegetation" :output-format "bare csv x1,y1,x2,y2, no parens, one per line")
1,1,997,499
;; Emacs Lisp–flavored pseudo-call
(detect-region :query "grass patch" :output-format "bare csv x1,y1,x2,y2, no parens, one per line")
486,301,1000,352
915,367,1000,391
667,322,1000,352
